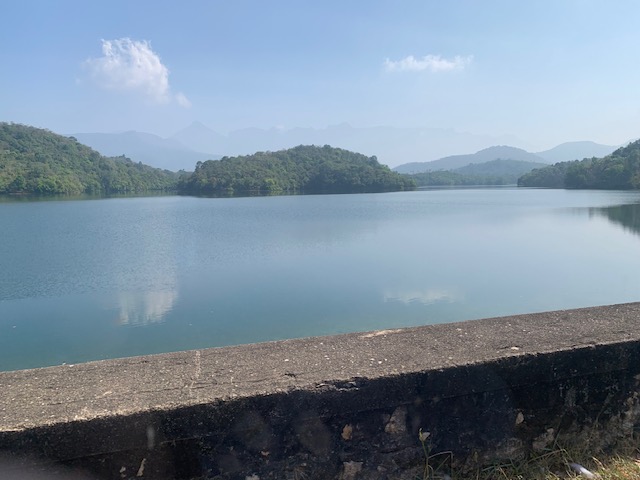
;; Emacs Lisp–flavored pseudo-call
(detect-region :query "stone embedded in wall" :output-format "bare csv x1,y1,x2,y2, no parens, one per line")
384,406,408,436
339,460,363,480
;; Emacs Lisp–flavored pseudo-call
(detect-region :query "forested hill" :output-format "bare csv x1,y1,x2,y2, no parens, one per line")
0,123,179,195
518,139,640,189
406,159,545,187
177,145,415,195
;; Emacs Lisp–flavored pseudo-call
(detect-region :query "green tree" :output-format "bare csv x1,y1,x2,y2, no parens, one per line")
178,145,415,196
0,123,179,195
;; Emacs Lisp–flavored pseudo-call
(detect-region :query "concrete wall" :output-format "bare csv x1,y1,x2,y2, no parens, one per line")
2,303,640,479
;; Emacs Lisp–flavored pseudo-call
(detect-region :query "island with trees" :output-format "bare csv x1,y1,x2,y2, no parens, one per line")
177,145,415,195
0,123,179,195
518,139,640,189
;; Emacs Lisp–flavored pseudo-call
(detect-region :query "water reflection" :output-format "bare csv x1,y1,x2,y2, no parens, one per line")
589,203,640,237
383,287,461,305
5,191,640,371
117,289,178,326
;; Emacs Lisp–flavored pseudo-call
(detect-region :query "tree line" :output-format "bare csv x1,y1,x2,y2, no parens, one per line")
518,140,640,189
1,124,414,197
0,123,179,195
405,159,545,187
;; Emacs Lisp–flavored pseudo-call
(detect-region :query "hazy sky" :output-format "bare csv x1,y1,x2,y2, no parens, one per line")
2,0,639,151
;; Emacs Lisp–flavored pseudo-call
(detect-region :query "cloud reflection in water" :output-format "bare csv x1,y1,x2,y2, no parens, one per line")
117,289,178,326
383,287,461,305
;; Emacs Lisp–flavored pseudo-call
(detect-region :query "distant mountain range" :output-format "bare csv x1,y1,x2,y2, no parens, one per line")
167,122,528,168
393,146,545,174
71,131,219,171
71,122,529,171
393,142,620,174
69,122,623,173
534,141,621,163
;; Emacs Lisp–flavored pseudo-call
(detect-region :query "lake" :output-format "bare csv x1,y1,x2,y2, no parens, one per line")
2,188,640,371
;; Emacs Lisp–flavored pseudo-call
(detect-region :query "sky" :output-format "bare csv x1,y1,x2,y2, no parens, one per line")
2,0,640,152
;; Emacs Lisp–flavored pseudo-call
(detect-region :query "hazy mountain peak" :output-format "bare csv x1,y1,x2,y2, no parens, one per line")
190,120,210,128
393,145,545,174
535,141,619,163
170,121,226,153
71,131,218,171
476,145,530,155
179,120,220,135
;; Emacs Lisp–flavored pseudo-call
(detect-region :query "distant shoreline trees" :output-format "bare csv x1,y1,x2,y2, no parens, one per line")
405,159,546,187
518,140,640,189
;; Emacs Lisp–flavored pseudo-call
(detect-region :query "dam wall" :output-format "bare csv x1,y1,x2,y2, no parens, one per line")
2,303,640,479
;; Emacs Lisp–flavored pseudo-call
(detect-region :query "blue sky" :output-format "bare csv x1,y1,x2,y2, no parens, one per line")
2,0,640,151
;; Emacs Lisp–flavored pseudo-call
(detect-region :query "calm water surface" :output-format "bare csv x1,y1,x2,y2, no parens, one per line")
2,188,640,371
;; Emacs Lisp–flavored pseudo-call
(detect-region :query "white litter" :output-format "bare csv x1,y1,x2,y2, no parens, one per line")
569,462,596,479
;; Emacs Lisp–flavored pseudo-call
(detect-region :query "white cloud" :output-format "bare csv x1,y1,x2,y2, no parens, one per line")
175,91,192,108
85,38,190,107
384,54,473,73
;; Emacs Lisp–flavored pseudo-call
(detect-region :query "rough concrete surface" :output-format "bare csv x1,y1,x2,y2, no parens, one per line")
3,302,640,432
1,302,640,479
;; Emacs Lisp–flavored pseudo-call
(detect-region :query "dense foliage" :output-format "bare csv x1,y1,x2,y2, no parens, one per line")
456,159,545,177
178,145,415,195
516,162,572,188
407,171,511,186
407,159,544,186
0,123,179,195
518,140,640,189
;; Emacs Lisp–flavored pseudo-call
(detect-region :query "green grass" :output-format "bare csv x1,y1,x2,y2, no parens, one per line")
467,453,640,480
415,432,640,480
410,456,640,480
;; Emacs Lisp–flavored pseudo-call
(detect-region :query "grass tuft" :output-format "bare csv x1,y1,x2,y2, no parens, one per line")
415,431,640,479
